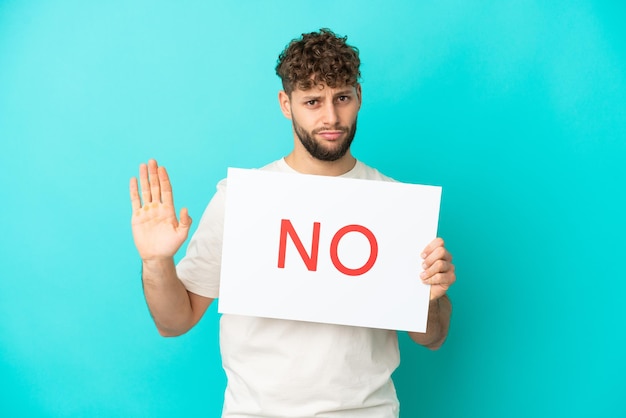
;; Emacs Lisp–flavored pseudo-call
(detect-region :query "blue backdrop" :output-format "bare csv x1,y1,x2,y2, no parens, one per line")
1,1,624,416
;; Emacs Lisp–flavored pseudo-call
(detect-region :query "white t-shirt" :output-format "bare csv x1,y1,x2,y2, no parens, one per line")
177,159,401,418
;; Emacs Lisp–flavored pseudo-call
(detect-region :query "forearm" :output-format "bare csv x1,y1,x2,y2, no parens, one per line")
142,257,195,337
408,294,452,350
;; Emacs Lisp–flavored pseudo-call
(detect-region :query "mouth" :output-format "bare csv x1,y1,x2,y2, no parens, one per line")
316,130,344,141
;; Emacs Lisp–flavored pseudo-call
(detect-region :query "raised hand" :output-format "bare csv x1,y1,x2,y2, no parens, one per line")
420,238,456,301
130,159,192,261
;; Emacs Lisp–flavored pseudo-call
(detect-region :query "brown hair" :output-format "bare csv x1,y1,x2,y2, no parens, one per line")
276,28,361,95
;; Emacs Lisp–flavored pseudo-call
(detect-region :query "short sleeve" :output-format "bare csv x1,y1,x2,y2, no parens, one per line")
176,179,227,298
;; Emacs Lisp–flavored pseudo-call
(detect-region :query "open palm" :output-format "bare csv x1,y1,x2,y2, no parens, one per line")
130,159,191,260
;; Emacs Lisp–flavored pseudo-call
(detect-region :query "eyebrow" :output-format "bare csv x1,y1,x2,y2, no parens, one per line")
301,90,354,101
334,89,354,97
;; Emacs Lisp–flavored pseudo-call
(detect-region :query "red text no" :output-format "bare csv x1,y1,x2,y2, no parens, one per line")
277,219,378,276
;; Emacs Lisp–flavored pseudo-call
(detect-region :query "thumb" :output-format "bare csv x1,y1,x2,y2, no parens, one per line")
179,207,192,229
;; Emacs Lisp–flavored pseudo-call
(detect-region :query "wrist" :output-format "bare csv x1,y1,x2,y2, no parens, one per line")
141,257,175,275
141,256,174,263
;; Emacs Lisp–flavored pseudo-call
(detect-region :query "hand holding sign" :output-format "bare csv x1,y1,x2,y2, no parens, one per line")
420,238,456,301
129,159,192,261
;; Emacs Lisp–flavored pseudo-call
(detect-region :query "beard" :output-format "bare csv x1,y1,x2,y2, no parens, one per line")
293,117,357,162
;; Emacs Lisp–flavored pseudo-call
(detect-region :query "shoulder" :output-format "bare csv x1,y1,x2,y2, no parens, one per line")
214,159,288,191
350,160,396,182
259,158,294,173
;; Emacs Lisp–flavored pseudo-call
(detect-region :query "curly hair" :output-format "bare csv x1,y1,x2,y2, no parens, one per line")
276,28,361,95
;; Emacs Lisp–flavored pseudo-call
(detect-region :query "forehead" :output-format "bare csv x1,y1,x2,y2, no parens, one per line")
292,82,357,97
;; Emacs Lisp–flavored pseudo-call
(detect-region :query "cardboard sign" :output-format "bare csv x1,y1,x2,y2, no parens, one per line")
218,168,442,332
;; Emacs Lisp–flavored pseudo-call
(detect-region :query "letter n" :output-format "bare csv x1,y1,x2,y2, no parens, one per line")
277,219,321,271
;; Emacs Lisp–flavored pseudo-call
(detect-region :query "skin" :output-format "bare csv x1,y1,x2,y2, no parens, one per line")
130,161,211,336
130,81,456,348
279,83,360,176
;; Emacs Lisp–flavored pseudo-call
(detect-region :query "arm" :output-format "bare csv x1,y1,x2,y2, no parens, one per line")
408,238,456,350
141,258,213,337
130,159,213,337
408,294,451,350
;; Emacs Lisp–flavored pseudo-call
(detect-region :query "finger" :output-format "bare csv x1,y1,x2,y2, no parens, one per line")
422,271,456,286
179,207,192,229
148,159,161,203
421,237,444,259
430,284,451,301
158,166,174,207
423,246,452,268
421,259,454,280
130,177,141,211
139,163,151,204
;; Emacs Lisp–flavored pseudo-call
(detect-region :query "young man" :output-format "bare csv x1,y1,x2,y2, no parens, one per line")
130,28,456,418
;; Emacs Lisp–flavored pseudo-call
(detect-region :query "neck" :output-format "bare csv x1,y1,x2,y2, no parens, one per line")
284,149,357,176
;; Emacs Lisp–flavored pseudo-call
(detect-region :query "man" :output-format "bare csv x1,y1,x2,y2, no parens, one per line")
130,28,456,418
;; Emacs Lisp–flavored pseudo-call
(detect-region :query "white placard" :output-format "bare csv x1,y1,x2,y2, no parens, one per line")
218,168,442,332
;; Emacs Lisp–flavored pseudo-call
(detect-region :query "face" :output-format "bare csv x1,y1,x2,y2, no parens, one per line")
280,83,361,162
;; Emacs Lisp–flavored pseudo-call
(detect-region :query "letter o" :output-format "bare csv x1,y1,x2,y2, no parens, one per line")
330,225,378,276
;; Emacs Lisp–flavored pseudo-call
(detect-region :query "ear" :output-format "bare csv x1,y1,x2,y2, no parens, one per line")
356,83,362,110
278,90,292,120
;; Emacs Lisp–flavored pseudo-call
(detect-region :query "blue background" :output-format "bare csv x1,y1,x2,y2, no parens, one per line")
1,1,624,416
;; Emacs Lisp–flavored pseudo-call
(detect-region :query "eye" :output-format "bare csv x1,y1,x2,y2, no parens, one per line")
305,100,318,106
337,95,350,102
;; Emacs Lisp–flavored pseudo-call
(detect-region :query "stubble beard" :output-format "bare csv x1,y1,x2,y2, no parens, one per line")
293,118,358,162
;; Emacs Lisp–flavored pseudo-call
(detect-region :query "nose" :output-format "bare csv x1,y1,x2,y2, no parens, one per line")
321,102,339,126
